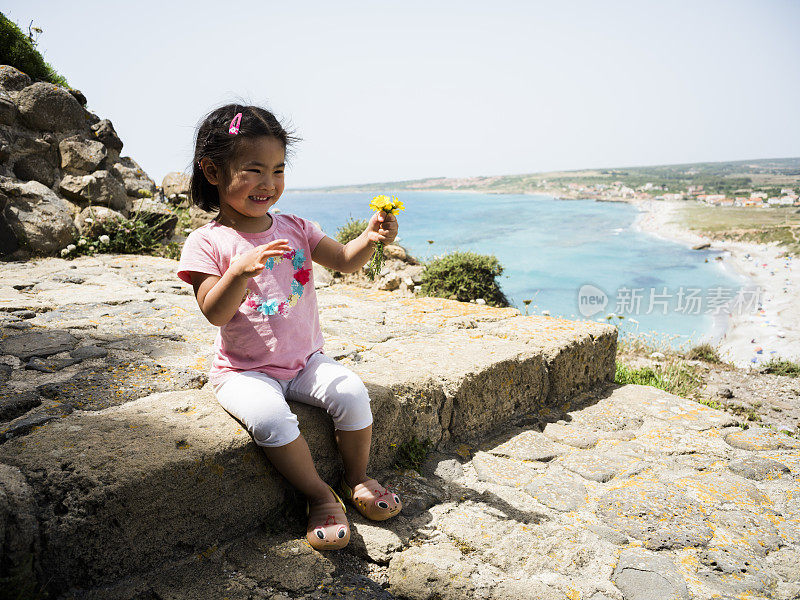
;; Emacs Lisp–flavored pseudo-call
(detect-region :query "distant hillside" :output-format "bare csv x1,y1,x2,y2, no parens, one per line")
301,157,800,197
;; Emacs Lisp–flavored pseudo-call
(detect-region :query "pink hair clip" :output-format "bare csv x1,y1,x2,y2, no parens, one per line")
229,112,242,135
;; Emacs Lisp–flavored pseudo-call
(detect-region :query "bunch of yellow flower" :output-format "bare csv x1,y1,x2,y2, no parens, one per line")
369,195,405,215
367,195,405,281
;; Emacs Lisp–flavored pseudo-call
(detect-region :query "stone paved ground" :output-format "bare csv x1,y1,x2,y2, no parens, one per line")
57,383,800,600
3,255,799,599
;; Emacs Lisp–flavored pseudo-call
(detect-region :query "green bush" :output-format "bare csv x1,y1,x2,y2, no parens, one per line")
335,217,368,245
420,251,509,307
0,13,69,86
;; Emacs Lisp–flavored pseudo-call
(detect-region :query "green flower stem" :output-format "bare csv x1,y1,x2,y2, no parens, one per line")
367,241,384,281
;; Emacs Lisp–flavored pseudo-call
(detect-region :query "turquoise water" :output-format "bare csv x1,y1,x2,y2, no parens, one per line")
278,191,748,350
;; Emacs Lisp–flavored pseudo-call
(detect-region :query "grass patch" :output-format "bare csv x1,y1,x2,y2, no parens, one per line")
685,343,722,363
0,13,69,86
393,436,432,472
615,360,704,398
679,203,800,257
761,358,800,378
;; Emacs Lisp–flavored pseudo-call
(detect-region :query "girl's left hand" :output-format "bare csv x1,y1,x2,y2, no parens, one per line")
367,210,398,245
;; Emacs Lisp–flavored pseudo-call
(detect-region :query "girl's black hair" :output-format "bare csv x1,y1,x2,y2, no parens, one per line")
189,103,300,212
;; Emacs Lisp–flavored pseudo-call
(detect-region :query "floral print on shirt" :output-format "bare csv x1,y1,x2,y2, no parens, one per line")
241,248,312,317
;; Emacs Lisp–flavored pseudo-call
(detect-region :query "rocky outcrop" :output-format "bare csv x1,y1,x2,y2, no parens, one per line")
0,65,166,258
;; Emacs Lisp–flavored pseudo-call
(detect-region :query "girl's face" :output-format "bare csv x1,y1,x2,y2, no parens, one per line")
214,135,286,232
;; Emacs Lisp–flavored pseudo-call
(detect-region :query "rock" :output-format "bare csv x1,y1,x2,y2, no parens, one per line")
348,513,412,563
692,242,712,250
89,119,123,152
0,463,41,596
472,451,545,487
0,330,78,360
0,65,32,91
379,471,445,519
383,244,408,261
67,88,87,107
0,391,42,422
612,547,690,600
387,542,485,600
2,403,74,440
58,135,108,175
69,345,109,360
0,91,18,126
729,456,790,480
597,479,712,550
716,387,733,399
556,450,639,483
15,81,85,132
129,197,177,238
110,156,156,196
186,204,214,229
312,263,333,288
377,272,401,291
0,178,77,254
224,534,334,594
162,172,190,199
524,471,587,511
724,427,800,451
24,356,82,373
488,429,569,462
58,170,129,213
420,454,464,483
543,422,599,449
0,363,11,386
12,151,58,188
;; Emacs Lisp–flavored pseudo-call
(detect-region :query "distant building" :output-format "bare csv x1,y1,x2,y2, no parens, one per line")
698,194,727,204
768,196,796,206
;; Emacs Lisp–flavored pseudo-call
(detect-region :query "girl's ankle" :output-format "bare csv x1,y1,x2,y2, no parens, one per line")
344,474,370,489
307,483,337,506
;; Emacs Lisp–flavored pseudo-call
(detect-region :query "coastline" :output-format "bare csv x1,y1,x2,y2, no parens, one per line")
629,198,800,368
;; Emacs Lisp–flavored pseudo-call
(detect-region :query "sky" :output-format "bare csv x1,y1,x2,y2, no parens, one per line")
4,1,800,188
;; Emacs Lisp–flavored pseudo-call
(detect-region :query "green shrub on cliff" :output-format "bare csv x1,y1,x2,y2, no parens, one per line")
335,217,368,245
420,251,509,307
0,13,69,86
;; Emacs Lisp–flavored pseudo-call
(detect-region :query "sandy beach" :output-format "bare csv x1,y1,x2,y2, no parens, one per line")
630,199,800,368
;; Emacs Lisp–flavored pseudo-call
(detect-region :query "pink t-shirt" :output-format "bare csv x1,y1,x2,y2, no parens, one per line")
177,214,327,391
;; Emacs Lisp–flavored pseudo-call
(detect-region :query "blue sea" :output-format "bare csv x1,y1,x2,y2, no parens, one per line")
278,191,750,351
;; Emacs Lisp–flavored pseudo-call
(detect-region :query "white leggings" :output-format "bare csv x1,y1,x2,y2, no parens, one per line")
213,351,374,448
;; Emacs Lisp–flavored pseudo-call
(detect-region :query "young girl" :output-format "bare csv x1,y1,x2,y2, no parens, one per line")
177,104,402,551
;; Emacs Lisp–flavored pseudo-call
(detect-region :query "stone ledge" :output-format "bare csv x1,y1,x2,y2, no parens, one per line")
0,255,616,595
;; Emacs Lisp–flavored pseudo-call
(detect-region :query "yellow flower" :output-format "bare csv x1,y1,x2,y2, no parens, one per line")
370,194,405,215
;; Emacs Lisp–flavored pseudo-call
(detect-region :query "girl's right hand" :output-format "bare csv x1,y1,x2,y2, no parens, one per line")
230,239,292,278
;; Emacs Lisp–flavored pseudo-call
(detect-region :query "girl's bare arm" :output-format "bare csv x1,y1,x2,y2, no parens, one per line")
312,211,397,273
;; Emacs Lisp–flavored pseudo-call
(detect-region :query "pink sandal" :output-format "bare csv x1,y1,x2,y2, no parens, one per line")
306,485,350,550
340,478,402,521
